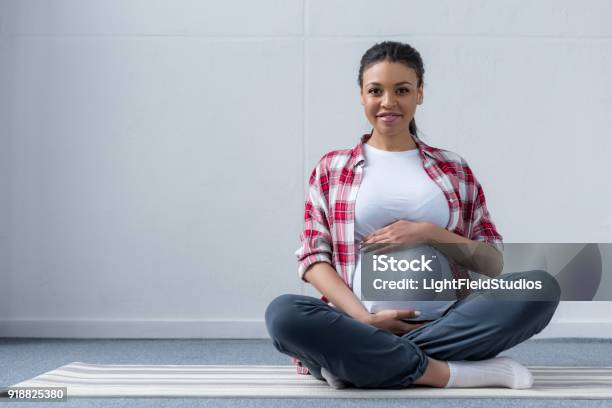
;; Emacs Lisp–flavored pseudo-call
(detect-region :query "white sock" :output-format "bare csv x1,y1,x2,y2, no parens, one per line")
445,356,534,389
321,367,349,389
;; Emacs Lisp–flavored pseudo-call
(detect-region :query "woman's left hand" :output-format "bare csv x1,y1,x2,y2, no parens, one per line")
361,220,431,252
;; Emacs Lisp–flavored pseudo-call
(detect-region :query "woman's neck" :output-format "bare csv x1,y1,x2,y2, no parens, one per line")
366,130,417,152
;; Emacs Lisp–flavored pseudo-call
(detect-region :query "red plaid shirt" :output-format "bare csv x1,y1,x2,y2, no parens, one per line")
292,132,503,375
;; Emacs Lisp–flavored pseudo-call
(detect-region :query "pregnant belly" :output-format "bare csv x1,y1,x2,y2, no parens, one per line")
357,244,457,320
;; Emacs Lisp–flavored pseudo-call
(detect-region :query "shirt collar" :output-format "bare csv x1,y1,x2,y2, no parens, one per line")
351,132,439,168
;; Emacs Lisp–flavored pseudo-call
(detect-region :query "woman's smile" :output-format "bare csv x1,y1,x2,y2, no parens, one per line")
377,112,403,124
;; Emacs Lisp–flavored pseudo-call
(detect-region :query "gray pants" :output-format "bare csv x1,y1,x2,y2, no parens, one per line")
265,270,560,389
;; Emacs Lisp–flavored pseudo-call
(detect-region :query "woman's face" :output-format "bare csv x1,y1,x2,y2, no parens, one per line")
360,61,423,138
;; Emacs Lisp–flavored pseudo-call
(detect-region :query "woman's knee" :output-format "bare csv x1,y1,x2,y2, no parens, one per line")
265,294,301,339
495,271,561,334
265,293,328,342
530,270,561,303
524,270,561,318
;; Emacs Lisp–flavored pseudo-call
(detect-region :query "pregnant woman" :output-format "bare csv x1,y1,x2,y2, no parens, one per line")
265,41,560,390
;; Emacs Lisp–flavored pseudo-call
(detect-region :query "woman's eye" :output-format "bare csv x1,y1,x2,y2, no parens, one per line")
367,88,409,95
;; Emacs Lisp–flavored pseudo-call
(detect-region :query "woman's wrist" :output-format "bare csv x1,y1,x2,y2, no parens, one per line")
418,221,436,244
356,312,374,325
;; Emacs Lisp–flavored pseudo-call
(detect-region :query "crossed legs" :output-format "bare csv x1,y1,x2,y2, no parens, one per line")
265,270,560,389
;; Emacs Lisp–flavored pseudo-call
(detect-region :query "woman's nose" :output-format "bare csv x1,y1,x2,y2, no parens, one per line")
382,93,397,108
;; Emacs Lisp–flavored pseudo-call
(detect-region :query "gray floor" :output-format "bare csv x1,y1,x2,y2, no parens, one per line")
1,338,612,407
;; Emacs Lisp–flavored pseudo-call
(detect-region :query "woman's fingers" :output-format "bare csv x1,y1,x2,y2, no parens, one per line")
361,242,390,253
363,229,386,243
395,309,422,319
369,309,428,335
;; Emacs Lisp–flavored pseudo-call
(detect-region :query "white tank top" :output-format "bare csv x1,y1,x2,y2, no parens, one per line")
352,143,455,320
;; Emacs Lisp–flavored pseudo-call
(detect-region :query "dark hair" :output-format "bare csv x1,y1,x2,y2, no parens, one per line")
358,41,425,136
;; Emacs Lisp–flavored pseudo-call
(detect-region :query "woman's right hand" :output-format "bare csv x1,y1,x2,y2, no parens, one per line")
365,309,426,336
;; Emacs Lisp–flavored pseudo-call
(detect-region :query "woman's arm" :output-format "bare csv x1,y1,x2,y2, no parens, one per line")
422,222,504,278
296,159,376,322
304,261,423,334
303,262,372,323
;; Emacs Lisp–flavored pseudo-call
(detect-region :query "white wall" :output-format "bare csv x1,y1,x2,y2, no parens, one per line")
1,0,611,338
0,0,12,326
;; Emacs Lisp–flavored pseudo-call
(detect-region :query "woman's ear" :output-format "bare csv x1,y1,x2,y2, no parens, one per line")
417,85,424,105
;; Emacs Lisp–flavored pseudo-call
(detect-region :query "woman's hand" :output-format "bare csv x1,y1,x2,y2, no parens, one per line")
363,309,428,336
361,220,431,252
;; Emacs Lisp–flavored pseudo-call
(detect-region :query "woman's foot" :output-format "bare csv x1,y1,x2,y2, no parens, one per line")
445,356,534,389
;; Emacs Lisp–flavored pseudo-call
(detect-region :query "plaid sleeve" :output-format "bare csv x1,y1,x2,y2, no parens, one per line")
295,160,333,282
464,164,504,254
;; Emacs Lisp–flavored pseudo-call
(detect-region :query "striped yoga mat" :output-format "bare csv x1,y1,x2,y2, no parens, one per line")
7,362,612,399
